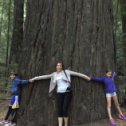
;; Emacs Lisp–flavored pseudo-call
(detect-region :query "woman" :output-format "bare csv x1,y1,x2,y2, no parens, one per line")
90,71,126,126
30,62,90,126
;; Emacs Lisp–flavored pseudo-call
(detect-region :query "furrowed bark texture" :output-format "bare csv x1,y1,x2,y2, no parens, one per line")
17,0,115,125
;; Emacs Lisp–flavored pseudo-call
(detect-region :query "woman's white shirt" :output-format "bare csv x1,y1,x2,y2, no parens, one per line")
54,72,70,93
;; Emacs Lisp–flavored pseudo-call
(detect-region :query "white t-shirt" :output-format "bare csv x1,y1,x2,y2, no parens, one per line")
55,72,70,93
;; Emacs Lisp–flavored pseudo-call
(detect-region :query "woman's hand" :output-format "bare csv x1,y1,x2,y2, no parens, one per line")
86,76,91,81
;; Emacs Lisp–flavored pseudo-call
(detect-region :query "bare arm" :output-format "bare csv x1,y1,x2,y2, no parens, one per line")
67,70,90,80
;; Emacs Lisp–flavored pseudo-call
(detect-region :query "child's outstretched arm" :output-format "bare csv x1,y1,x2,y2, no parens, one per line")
90,77,104,83
112,72,117,80
14,79,29,86
20,79,29,85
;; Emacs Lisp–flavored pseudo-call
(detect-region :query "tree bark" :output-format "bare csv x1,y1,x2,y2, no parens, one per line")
17,0,115,125
120,0,126,76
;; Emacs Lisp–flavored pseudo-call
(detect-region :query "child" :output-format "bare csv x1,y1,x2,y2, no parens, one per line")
0,72,32,126
90,70,126,126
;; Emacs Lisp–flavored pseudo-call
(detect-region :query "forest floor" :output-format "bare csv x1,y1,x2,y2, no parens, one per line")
74,108,126,126
0,93,10,119
0,93,126,126
83,117,126,126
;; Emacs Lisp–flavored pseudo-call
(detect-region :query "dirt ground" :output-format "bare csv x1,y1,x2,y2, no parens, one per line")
81,118,126,126
0,94,126,126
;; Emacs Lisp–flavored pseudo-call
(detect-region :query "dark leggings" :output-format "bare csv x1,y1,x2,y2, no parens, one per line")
11,109,18,123
5,106,12,120
57,92,72,117
5,106,18,123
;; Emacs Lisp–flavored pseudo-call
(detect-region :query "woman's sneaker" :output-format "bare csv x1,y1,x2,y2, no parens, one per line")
118,114,126,121
109,118,116,126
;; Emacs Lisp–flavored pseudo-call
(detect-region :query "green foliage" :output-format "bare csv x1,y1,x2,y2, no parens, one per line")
9,63,19,73
112,0,126,74
0,0,13,64
0,65,11,91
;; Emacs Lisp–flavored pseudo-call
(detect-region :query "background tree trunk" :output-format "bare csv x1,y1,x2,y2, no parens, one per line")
17,0,115,125
5,0,12,87
9,0,24,66
0,0,4,45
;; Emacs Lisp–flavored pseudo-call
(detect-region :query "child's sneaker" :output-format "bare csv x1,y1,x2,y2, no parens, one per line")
119,114,126,121
11,123,16,126
0,120,9,124
109,118,116,126
4,122,16,126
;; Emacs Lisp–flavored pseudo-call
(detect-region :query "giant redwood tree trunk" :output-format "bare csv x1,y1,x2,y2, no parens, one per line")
17,0,115,125
120,0,126,57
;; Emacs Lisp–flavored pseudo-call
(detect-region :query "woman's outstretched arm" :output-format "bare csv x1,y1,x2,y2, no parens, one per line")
67,70,90,81
30,74,53,82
